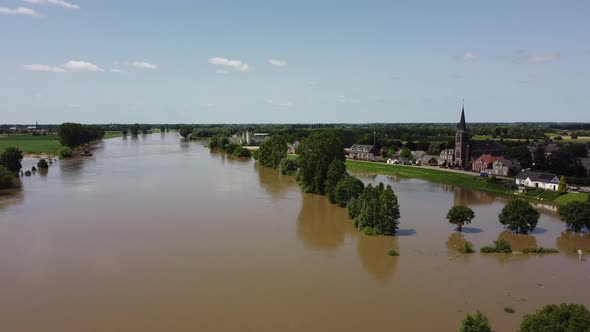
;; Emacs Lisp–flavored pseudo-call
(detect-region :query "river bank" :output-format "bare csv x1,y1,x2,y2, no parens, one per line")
345,160,589,205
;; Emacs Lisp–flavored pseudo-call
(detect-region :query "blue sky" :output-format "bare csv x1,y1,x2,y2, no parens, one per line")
1,0,589,124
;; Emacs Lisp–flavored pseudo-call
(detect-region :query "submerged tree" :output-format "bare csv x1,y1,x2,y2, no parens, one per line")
0,147,24,174
446,206,475,232
326,159,347,203
558,201,590,233
334,176,364,207
179,126,192,139
498,199,539,234
354,183,400,235
298,131,345,194
519,303,590,332
257,135,288,169
459,310,492,332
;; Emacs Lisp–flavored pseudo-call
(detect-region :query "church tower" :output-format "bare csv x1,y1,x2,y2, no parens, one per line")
455,103,469,169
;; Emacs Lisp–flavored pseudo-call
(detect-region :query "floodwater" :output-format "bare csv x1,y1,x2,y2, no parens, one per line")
1,133,589,332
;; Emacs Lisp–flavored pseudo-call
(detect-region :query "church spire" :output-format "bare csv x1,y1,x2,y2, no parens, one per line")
457,100,466,130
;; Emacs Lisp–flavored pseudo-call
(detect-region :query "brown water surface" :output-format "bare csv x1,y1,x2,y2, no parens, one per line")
1,133,589,332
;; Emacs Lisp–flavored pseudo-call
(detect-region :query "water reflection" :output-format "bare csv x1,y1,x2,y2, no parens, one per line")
556,232,590,258
0,188,24,212
296,193,351,251
497,230,538,251
453,188,499,206
446,232,474,255
256,164,294,197
357,234,398,281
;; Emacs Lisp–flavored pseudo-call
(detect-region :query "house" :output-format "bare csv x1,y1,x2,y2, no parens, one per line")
515,171,560,190
439,148,455,165
287,141,301,154
492,159,522,177
415,155,439,166
387,157,412,165
472,154,505,173
348,145,379,161
411,150,428,160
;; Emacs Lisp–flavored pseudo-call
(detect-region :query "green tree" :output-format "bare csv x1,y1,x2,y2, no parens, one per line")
179,126,192,139
558,201,590,232
298,131,345,194
122,128,128,136
37,158,49,169
130,123,140,136
498,199,540,234
399,147,412,160
378,184,401,235
507,145,533,169
446,206,476,232
347,197,361,219
232,146,252,158
354,183,400,235
0,147,24,174
334,176,364,207
460,310,492,332
519,304,590,332
0,165,14,189
279,157,298,175
326,159,347,203
558,176,568,193
159,125,166,132
257,135,287,169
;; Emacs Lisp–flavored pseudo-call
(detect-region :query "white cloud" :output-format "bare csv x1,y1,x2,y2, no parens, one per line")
500,50,560,64
216,69,229,75
23,64,66,72
132,61,158,70
0,7,39,16
208,57,249,71
268,59,287,67
22,0,79,9
462,52,476,62
63,60,103,72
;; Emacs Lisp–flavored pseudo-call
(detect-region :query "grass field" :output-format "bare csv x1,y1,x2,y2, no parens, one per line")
554,192,590,205
0,134,61,155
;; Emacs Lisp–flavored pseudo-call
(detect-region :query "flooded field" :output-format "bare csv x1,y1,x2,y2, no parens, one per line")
1,133,589,332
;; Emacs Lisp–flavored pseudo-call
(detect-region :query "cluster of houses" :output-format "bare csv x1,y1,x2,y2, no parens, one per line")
2,123,48,135
346,107,590,192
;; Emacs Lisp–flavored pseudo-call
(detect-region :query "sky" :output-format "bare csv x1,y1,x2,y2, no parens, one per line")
1,0,589,124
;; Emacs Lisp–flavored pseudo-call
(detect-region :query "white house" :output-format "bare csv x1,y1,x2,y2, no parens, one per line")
515,171,559,191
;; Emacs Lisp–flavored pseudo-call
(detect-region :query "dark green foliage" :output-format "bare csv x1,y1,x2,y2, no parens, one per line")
522,247,559,254
122,128,128,136
232,146,251,158
179,126,192,138
279,157,298,175
507,145,533,169
57,123,105,148
399,147,412,159
480,239,512,253
347,197,361,219
460,310,492,332
499,199,540,234
446,205,475,231
459,241,475,254
326,159,347,203
0,147,24,174
37,158,49,169
0,165,14,189
387,249,399,256
354,183,400,235
58,147,74,158
208,135,230,150
334,176,365,207
298,131,345,194
519,304,590,332
558,201,590,232
130,123,140,136
505,307,515,314
257,135,287,169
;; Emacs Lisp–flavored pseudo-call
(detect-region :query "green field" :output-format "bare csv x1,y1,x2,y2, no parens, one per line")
0,134,61,155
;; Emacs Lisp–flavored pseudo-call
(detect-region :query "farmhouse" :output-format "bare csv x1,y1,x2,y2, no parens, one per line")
348,144,380,161
515,171,559,191
472,154,505,173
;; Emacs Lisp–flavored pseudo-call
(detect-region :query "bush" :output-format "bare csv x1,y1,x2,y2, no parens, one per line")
459,241,475,254
387,249,400,256
504,306,515,314
334,176,365,207
522,247,559,254
232,146,251,158
0,164,14,189
460,310,492,332
279,157,298,176
362,227,378,236
37,158,49,169
520,304,590,332
480,245,497,253
0,147,24,174
480,239,512,253
59,147,74,158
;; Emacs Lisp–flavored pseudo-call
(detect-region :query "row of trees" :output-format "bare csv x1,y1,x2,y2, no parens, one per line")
460,303,590,332
57,123,105,148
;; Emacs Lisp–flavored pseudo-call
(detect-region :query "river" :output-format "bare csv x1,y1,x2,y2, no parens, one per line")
1,133,589,332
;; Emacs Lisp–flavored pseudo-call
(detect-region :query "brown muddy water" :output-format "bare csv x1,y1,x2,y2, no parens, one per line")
1,133,589,332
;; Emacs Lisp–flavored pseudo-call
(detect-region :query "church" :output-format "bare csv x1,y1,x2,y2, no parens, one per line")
454,105,506,170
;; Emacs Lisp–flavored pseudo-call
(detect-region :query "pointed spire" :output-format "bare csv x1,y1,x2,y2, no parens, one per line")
458,100,466,130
